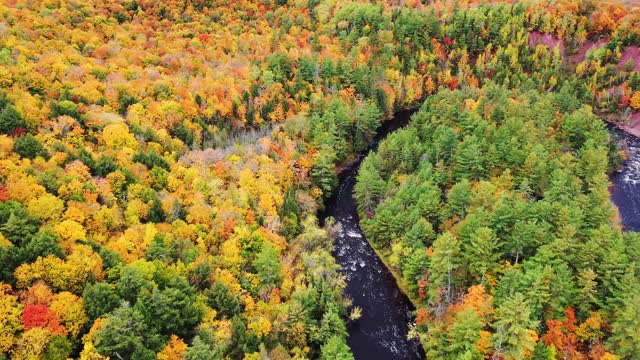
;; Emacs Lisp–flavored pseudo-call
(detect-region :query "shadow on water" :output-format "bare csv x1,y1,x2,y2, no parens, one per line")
609,126,640,232
320,109,426,360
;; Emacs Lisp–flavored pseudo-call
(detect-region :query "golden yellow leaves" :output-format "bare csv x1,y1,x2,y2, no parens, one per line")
20,281,54,306
102,123,137,150
0,66,12,87
54,219,86,243
404,75,424,104
107,225,152,263
309,187,323,199
463,98,478,112
0,233,10,248
57,179,89,202
630,91,640,110
50,292,88,337
6,174,46,203
248,317,273,339
87,205,120,237
11,327,50,360
220,238,243,270
124,198,147,225
27,194,64,223
576,312,605,343
15,245,104,294
106,171,126,196
157,335,188,360
12,90,47,130
0,135,13,158
79,318,109,360
214,268,243,296
64,204,86,224
0,283,23,353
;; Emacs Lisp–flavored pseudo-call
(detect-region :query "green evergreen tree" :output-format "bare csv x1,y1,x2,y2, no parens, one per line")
454,135,485,181
310,146,338,199
446,307,483,358
492,293,538,360
205,281,242,318
608,289,640,358
254,242,282,290
83,282,121,320
184,335,222,360
42,335,73,360
320,336,354,360
136,276,202,338
0,96,27,134
465,227,501,280
94,303,162,360
429,232,461,304
14,133,46,159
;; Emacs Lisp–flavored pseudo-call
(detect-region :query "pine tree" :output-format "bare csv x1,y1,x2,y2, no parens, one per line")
354,157,386,215
446,307,483,358
429,232,461,304
254,242,282,290
492,293,538,360
82,282,121,321
465,227,501,280
321,336,354,360
310,146,338,199
608,288,640,358
454,135,485,181
204,281,242,318
94,303,162,360
0,96,27,134
184,335,222,360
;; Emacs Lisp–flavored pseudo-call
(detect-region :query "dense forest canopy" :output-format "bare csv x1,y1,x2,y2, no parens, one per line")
0,0,638,359
356,86,640,359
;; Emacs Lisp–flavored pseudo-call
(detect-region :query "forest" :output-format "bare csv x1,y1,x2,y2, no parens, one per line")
0,0,638,359
356,86,639,359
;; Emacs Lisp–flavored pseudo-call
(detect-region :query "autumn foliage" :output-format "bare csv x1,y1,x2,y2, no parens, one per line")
0,0,638,358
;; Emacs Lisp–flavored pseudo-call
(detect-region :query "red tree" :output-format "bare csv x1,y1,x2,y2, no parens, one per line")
21,304,67,335
0,183,9,202
541,308,580,359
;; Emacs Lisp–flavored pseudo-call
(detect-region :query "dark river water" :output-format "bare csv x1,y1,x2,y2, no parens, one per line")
320,110,425,360
609,127,640,231
319,113,638,360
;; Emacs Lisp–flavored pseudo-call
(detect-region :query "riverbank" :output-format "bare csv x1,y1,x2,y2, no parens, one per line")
320,109,425,360
607,124,640,231
367,242,423,307
598,110,640,140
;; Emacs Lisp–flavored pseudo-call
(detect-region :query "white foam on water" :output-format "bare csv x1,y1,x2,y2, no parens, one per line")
346,229,363,238
622,145,640,185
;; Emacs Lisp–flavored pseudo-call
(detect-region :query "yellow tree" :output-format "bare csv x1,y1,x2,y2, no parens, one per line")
630,91,640,110
50,292,88,337
0,283,23,354
11,327,50,360
27,193,64,223
157,335,188,360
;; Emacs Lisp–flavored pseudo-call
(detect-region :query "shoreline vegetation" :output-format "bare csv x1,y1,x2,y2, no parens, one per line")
354,86,639,359
0,0,638,359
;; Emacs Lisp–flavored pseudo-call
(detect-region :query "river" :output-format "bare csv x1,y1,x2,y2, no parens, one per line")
320,109,425,360
609,127,640,231
320,111,639,360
